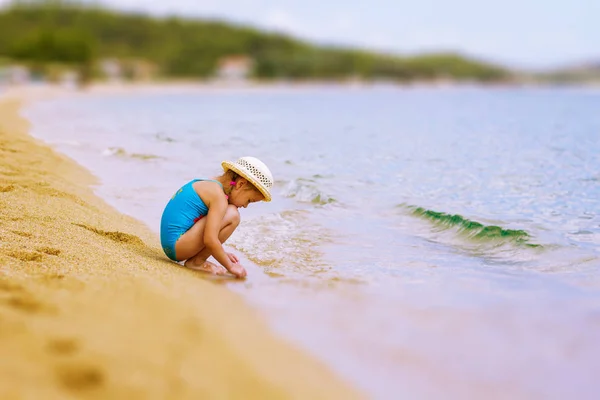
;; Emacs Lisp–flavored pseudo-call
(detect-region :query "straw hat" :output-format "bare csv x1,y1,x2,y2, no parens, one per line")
222,156,274,202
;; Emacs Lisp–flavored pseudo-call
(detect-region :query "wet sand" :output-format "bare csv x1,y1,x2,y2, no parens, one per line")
0,89,361,399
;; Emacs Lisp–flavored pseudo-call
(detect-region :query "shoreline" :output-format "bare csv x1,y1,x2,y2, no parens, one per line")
0,89,361,399
2,77,599,102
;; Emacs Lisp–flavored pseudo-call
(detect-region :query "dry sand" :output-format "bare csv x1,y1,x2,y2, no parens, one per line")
0,89,361,399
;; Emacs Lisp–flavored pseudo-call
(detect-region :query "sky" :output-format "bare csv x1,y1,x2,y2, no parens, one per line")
2,0,598,69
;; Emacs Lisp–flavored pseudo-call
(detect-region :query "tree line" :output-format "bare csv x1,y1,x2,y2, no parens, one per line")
0,0,511,82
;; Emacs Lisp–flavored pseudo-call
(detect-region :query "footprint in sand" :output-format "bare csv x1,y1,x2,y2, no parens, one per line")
36,247,61,256
33,186,83,204
0,185,15,192
3,294,54,314
0,282,56,314
47,338,80,356
55,362,105,391
11,230,33,238
73,223,144,246
7,250,43,262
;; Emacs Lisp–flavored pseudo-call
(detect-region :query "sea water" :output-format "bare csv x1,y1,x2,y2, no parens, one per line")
25,85,600,399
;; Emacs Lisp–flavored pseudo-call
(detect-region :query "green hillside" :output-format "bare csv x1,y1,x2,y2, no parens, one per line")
0,0,511,82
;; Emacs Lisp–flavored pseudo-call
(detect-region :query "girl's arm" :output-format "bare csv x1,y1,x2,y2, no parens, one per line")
202,185,246,278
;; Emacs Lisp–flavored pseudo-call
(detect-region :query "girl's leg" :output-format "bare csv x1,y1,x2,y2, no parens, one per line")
174,204,240,265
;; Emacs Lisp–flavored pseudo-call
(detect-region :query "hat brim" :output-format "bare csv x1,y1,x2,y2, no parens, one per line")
222,161,272,202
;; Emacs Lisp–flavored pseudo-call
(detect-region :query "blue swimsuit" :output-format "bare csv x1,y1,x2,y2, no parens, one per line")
160,179,223,261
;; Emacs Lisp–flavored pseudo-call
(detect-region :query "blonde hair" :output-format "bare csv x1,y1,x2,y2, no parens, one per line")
215,169,239,196
215,169,262,197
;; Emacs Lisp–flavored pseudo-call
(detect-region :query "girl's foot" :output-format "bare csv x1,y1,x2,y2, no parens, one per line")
184,259,227,275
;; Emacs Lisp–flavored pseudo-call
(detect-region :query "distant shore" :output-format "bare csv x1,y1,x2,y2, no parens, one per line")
2,78,599,102
0,88,362,399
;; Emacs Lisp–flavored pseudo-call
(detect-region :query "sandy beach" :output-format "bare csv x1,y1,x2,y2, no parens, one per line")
0,87,361,399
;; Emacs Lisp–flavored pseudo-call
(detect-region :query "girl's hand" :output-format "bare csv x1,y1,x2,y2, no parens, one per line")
229,263,247,279
227,252,239,264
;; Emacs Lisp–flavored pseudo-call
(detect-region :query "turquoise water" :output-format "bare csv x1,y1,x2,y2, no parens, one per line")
26,85,600,399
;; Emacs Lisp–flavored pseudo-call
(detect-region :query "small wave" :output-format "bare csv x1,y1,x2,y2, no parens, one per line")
281,179,336,205
154,133,176,143
102,147,126,157
581,176,600,182
227,210,332,274
101,147,162,161
130,153,162,160
403,205,541,247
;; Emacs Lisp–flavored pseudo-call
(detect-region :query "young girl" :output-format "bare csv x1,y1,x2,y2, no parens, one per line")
160,156,273,279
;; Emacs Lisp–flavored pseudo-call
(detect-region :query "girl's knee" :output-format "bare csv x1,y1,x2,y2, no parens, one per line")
224,204,240,227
